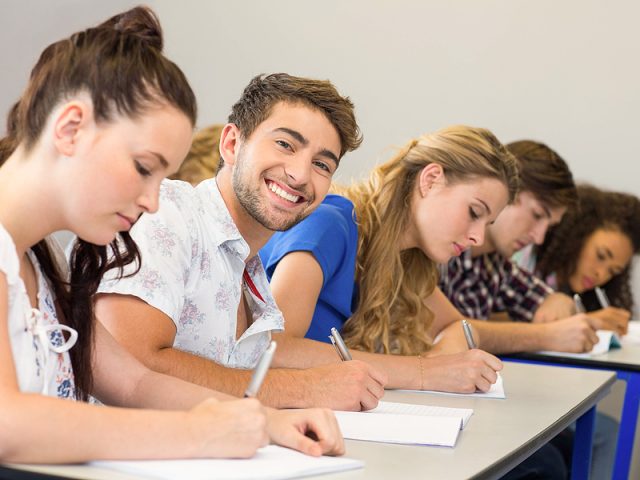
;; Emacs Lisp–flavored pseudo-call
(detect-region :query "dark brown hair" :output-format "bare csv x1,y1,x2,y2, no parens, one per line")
537,184,640,310
0,6,197,400
507,140,578,210
222,73,362,170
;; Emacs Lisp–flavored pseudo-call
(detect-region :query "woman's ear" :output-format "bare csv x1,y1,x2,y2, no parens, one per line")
418,163,444,197
52,100,92,157
218,123,242,168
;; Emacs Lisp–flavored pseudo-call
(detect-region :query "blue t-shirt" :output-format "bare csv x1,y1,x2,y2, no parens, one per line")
260,194,359,343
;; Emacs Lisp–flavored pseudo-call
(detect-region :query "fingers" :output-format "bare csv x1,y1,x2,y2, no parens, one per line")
270,409,345,457
302,409,345,456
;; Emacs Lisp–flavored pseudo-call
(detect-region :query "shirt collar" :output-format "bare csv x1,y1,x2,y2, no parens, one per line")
196,178,250,260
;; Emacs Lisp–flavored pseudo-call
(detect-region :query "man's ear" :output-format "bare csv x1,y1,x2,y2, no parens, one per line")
417,163,444,197
52,101,92,157
219,123,242,168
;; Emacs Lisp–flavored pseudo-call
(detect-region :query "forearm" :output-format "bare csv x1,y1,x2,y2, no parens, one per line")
147,346,330,409
469,320,550,354
0,393,197,463
273,334,421,390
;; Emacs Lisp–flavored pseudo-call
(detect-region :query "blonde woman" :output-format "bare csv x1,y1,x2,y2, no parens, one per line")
260,126,517,393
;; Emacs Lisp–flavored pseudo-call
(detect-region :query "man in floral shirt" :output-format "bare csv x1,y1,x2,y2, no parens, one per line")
96,73,387,411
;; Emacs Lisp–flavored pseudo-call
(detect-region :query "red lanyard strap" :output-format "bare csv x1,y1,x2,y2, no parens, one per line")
243,268,265,303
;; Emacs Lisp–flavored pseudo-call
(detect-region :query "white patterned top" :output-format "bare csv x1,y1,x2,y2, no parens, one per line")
0,224,76,398
98,179,284,368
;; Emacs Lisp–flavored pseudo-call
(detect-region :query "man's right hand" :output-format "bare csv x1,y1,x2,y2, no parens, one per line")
543,314,602,353
302,360,387,412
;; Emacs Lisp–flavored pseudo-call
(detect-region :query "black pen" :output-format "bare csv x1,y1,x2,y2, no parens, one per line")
329,327,352,361
244,341,276,398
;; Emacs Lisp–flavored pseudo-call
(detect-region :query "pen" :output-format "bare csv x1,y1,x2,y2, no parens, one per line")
329,327,352,361
461,319,477,349
573,293,586,314
594,287,610,308
244,341,276,398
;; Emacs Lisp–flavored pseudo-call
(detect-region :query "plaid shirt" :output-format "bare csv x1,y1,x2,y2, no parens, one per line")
439,250,554,322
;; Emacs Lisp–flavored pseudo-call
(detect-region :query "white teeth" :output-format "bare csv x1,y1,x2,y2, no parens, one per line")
268,182,300,203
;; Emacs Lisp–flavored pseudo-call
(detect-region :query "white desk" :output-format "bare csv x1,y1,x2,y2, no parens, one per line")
1,362,615,480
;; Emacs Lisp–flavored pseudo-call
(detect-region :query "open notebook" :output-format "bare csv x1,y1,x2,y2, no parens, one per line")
334,401,473,447
538,329,621,358
395,373,505,399
91,445,363,480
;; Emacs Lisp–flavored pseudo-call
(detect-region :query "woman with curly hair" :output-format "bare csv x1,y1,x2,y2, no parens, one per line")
260,125,518,393
535,184,640,327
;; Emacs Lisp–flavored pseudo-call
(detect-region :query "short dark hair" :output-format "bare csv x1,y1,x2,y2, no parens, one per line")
222,73,362,170
507,140,578,210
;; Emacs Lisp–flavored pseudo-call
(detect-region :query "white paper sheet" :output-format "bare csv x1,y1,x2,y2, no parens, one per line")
91,445,363,480
334,400,473,447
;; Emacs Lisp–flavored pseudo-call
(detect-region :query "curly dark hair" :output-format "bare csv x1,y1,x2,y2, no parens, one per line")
536,184,640,310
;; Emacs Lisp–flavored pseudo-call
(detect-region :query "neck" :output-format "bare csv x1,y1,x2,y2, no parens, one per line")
0,147,64,256
215,168,274,261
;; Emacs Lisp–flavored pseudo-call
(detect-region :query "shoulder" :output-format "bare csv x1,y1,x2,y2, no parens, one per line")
0,224,20,283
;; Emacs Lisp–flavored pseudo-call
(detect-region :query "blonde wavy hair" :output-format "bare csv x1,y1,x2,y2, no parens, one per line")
339,126,519,355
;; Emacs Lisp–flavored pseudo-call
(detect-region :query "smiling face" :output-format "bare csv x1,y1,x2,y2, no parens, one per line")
403,166,510,264
226,101,341,232
568,227,634,292
485,190,567,257
63,104,192,245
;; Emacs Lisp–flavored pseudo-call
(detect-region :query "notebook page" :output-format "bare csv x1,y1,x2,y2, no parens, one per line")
370,401,473,429
91,445,363,480
334,411,462,447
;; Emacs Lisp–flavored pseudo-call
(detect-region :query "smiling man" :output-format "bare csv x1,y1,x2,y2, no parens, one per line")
94,73,387,411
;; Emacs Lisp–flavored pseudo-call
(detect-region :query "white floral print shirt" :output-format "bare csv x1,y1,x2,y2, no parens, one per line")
98,179,284,368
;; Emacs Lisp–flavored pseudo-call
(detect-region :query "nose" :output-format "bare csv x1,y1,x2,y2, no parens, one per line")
283,157,312,187
531,221,549,245
594,265,612,286
469,223,486,246
137,181,161,214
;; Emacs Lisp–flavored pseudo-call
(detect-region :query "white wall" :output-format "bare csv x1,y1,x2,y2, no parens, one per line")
3,0,639,304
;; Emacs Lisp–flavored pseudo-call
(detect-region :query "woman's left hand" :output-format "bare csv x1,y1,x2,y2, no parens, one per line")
265,408,345,457
588,307,630,336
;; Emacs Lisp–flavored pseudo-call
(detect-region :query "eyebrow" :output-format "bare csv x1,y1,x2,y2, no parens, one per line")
274,127,340,166
474,198,492,216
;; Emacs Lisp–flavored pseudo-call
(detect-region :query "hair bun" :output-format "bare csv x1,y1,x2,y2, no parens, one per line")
100,6,163,51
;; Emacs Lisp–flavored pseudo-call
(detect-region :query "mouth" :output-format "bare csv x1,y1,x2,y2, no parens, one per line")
117,213,136,230
582,276,595,290
514,240,527,252
453,242,465,256
265,179,308,205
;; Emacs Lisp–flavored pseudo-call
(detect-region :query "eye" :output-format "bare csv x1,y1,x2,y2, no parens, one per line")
313,160,333,173
532,210,544,221
596,250,606,262
134,160,152,177
469,207,479,220
276,140,293,151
